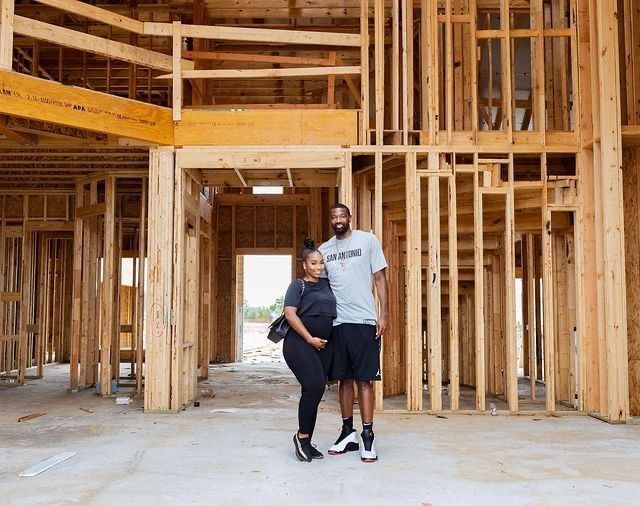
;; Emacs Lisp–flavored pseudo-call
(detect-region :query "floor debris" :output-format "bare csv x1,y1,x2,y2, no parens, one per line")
17,413,46,423
19,452,77,477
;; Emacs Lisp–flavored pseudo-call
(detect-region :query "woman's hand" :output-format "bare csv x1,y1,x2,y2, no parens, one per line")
307,337,327,351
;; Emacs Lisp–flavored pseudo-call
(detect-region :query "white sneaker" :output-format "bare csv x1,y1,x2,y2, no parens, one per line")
328,428,359,455
360,431,378,462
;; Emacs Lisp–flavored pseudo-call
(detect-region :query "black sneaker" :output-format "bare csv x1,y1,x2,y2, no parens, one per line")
293,434,312,462
360,429,377,462
328,426,359,455
309,444,324,459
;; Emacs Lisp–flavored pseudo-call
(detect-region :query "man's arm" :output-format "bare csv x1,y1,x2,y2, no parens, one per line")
373,268,388,338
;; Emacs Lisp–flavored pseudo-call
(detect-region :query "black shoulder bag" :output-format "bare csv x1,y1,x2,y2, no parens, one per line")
267,280,305,343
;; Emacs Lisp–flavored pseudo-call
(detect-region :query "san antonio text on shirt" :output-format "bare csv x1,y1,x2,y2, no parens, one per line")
325,248,362,263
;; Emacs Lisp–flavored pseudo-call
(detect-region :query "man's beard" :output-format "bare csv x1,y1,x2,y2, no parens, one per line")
332,222,349,235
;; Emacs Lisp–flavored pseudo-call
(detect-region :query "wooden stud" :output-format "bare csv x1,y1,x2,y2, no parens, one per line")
0,0,15,70
504,154,517,411
473,153,485,410
172,21,182,122
405,152,422,410
526,233,537,400
360,0,370,144
99,176,117,397
427,154,442,411
448,170,459,411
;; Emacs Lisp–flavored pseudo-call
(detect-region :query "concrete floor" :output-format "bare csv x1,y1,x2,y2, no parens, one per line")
1,363,639,505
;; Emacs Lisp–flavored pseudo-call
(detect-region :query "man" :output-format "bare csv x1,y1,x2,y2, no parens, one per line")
319,203,388,463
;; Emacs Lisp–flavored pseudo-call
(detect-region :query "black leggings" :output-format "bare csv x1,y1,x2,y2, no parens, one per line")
283,317,333,437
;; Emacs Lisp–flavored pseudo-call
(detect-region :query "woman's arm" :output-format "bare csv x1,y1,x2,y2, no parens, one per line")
284,306,326,350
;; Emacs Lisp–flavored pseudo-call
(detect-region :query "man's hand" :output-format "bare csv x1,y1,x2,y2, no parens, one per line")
376,313,388,338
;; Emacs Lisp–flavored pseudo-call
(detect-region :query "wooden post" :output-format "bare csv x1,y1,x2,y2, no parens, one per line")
170,168,186,411
374,0,384,145
594,0,630,422
17,226,32,384
0,0,14,70
473,154,485,410
339,153,353,210
405,152,422,410
70,184,83,391
391,0,400,132
374,150,384,411
542,154,556,412
448,171,459,411
136,178,146,395
99,176,117,397
504,154,517,412
360,0,370,144
145,147,175,412
427,153,442,411
526,233,537,400
172,21,182,122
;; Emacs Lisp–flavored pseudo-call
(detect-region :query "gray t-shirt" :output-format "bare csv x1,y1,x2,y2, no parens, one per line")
319,230,388,326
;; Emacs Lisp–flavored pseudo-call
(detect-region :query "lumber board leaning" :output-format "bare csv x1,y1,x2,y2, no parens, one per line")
32,0,144,34
13,16,176,72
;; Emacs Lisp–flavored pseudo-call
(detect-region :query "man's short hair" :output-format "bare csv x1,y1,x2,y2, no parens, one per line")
330,203,351,216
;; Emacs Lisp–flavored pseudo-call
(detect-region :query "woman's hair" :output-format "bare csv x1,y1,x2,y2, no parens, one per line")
302,238,321,261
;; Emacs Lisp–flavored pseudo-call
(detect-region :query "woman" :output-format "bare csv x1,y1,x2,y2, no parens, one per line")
283,238,336,462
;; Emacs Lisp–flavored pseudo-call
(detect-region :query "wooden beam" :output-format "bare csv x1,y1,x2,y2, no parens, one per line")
13,16,177,72
0,70,173,144
0,117,35,145
159,66,361,80
179,24,361,47
32,0,144,34
182,51,334,66
233,167,247,187
174,110,357,146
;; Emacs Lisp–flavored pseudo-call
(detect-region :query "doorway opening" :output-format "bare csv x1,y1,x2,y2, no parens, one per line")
239,254,292,363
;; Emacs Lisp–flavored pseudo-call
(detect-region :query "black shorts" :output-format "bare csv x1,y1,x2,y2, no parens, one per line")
329,323,381,382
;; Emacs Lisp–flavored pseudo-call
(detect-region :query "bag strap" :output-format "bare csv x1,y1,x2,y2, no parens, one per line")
300,278,305,296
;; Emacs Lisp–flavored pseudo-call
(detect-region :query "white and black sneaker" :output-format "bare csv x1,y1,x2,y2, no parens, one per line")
360,430,378,463
293,434,312,462
328,427,360,455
